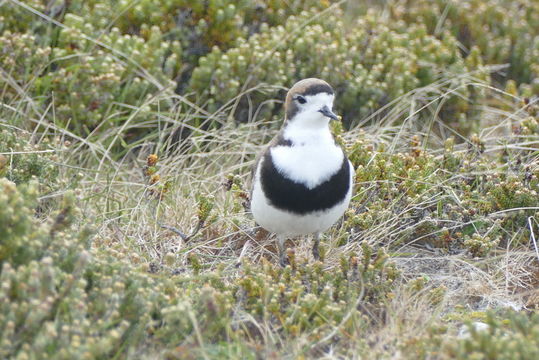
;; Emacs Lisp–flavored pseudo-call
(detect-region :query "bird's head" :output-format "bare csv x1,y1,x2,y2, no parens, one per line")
284,78,338,129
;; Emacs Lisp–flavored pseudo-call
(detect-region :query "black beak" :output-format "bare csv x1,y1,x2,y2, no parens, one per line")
319,105,339,120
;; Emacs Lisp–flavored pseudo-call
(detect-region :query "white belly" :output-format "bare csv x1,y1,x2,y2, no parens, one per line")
251,161,353,237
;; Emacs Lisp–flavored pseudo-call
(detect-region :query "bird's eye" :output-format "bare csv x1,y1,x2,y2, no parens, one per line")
295,95,307,104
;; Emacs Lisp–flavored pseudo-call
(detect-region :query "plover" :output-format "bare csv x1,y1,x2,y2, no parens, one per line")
250,78,354,266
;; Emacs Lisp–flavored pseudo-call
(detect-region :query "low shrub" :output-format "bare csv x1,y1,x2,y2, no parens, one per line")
391,0,539,87
0,171,400,358
404,310,539,359
189,8,487,127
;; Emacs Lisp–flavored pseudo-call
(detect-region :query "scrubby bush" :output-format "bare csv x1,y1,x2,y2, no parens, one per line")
236,244,398,341
3,0,536,138
0,0,335,140
0,31,51,103
1,30,176,138
47,16,181,134
0,0,47,34
0,172,400,358
391,0,539,87
447,311,539,359
342,125,538,254
0,129,58,187
189,8,487,127
404,310,539,359
47,0,330,62
1,0,539,357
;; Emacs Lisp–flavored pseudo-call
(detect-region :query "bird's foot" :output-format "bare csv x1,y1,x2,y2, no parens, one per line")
312,233,321,261
312,244,320,261
279,252,288,267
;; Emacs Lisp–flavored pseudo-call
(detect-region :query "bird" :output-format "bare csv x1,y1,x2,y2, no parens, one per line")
250,78,354,266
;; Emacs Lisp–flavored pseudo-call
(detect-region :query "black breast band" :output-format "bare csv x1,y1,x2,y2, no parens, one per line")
260,151,350,215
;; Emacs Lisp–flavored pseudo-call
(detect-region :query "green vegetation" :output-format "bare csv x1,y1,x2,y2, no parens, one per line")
404,311,539,359
1,0,538,358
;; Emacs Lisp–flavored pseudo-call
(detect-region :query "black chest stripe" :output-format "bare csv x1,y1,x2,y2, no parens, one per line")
260,151,350,215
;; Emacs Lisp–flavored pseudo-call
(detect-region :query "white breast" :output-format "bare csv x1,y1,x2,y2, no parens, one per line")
270,130,344,189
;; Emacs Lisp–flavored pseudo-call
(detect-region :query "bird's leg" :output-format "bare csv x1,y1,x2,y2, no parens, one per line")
277,235,287,267
312,232,321,261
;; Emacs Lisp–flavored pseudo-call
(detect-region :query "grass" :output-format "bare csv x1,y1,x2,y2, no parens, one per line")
1,0,539,358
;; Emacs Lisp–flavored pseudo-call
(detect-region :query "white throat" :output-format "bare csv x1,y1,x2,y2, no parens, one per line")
283,119,332,144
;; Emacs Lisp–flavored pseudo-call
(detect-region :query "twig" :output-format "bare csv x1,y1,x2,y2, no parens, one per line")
160,220,204,242
528,216,539,263
159,223,189,241
314,276,366,347
236,239,251,268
